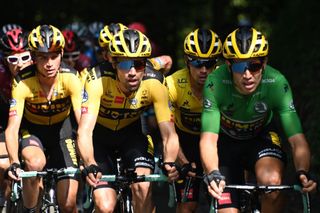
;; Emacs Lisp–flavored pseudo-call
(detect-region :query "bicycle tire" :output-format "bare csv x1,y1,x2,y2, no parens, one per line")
5,199,23,213
44,205,58,213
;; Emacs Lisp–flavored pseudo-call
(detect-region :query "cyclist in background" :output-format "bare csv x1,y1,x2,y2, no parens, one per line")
5,25,83,213
77,29,179,213
0,27,33,210
166,28,222,213
200,26,317,213
62,29,91,72
87,21,105,66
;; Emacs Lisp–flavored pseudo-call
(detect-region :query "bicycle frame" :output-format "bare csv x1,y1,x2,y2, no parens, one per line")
209,184,310,213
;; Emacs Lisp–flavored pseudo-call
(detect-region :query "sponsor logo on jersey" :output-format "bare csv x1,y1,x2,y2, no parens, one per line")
289,100,295,110
129,98,138,105
254,101,268,113
9,99,16,108
203,99,212,109
82,90,88,103
284,84,289,93
114,96,124,104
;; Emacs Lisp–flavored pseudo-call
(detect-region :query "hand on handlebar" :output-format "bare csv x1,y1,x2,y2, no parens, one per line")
204,170,226,199
82,164,102,187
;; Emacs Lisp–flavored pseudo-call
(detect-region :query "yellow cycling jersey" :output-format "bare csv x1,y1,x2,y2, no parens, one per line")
81,62,173,131
166,68,202,135
9,63,83,125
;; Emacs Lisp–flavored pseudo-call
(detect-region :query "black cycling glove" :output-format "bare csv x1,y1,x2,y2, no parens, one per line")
82,164,102,178
178,163,195,178
203,170,225,186
161,162,176,176
8,162,21,178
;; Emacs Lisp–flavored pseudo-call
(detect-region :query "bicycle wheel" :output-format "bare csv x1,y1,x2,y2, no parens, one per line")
43,205,58,213
115,194,133,213
5,199,23,213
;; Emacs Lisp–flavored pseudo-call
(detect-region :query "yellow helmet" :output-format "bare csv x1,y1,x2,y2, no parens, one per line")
184,28,222,59
109,29,151,58
28,25,65,52
223,27,268,59
98,23,127,48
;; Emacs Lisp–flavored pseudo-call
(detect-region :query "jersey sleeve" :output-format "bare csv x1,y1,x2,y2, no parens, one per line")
165,75,177,113
201,76,221,134
81,68,103,116
148,80,173,123
9,78,28,118
66,73,83,111
272,75,303,137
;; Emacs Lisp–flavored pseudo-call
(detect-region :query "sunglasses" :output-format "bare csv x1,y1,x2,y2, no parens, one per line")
230,60,263,74
63,51,80,61
7,52,32,65
188,58,217,69
116,59,146,71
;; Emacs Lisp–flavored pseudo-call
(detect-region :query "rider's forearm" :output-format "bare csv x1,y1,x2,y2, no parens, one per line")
176,146,189,165
200,132,219,174
5,128,20,164
77,130,96,166
288,133,311,171
162,133,179,163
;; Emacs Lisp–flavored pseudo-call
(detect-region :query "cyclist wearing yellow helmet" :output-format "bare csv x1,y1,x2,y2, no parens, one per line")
77,29,179,213
5,25,82,212
200,26,317,212
165,28,222,212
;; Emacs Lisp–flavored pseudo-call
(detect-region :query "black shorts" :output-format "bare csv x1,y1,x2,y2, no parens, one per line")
217,123,287,209
93,120,155,189
175,127,203,203
20,117,78,180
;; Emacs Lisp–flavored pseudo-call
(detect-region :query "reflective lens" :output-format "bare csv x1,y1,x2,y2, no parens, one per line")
188,58,217,69
230,61,263,73
116,59,146,71
63,51,80,61
7,53,31,65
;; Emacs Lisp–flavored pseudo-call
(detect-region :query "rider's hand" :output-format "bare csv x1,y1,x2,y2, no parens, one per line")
7,162,21,181
82,164,102,187
204,170,226,199
296,170,317,193
179,162,196,178
162,162,179,182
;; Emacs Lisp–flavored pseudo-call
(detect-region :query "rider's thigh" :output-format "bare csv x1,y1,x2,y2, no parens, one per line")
93,187,117,213
255,156,284,185
0,143,9,170
21,146,46,170
176,201,198,213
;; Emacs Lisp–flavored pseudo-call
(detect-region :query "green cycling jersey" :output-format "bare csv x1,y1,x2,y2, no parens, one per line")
201,64,303,140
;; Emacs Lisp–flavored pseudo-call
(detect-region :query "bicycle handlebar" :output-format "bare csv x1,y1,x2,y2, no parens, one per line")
18,167,79,178
100,174,168,182
209,184,310,213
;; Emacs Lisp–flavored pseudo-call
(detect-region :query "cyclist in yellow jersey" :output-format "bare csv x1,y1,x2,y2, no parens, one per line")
166,28,222,213
77,29,179,213
5,25,82,213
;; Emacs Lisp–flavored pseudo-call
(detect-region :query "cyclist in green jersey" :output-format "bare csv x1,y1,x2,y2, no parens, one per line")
166,28,222,213
200,26,317,213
